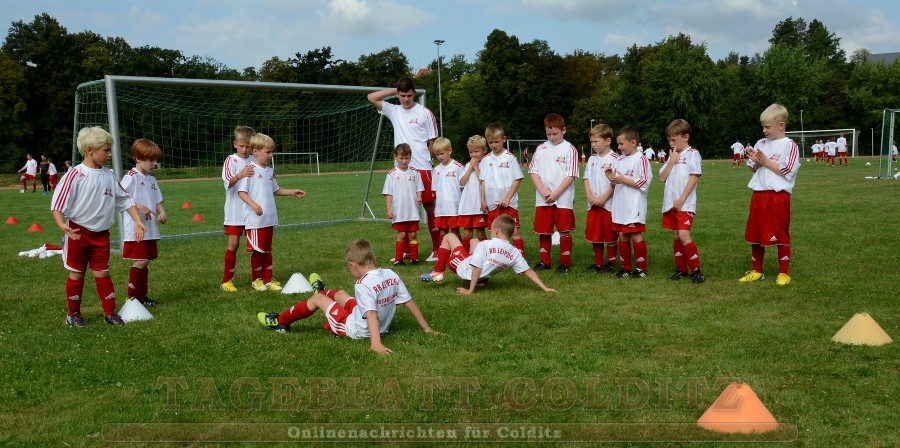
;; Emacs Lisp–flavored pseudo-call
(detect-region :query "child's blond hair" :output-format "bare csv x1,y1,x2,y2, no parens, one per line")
234,126,256,143
589,124,613,140
467,135,487,151
665,119,692,138
760,103,789,125
345,239,377,266
485,122,505,141
76,126,113,157
433,137,452,154
250,133,274,151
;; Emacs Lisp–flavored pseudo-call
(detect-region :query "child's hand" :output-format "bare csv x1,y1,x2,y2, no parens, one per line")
370,343,393,355
293,190,306,199
252,204,263,216
456,287,474,295
387,210,394,219
137,204,153,220
157,211,168,224
134,222,146,242
673,198,685,211
241,165,254,178
543,286,558,293
424,328,444,336
62,225,80,241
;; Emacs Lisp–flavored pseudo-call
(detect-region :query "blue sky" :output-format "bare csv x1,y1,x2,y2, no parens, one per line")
2,0,898,72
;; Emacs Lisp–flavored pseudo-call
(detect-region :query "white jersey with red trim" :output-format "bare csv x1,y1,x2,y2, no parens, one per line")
432,160,465,217
51,164,136,232
23,159,37,176
658,150,667,160
236,162,280,229
825,141,837,156
453,238,530,281
660,147,702,213
222,153,254,226
342,268,412,340
644,148,655,159
836,136,847,153
608,151,652,225
479,150,523,211
583,151,618,211
48,163,57,175
120,168,164,241
731,142,744,155
378,102,438,171
458,161,483,216
747,137,800,194
528,139,579,209
382,167,424,223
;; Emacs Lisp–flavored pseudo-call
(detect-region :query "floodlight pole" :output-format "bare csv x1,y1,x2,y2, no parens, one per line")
434,39,445,136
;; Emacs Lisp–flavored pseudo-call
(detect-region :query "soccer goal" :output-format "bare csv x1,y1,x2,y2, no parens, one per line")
73,76,422,245
785,128,858,159
874,108,899,179
506,139,545,164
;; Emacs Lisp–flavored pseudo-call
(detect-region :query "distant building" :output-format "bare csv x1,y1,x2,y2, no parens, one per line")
415,68,433,78
867,52,900,64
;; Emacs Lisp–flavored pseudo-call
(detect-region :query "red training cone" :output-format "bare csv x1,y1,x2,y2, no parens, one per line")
5,216,18,224
697,383,778,434
182,202,192,209
191,214,205,222
28,223,44,232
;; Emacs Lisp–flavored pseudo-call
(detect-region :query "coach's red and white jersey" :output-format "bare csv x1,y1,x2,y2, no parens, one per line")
237,162,280,229
609,152,652,225
341,268,412,340
432,160,465,217
51,164,135,232
222,153,254,226
747,137,800,194
731,142,744,155
660,147,702,214
458,161,483,216
120,168,164,241
382,167,424,223
479,150,523,211
528,139,579,209
379,102,438,171
454,238,530,281
583,152,619,211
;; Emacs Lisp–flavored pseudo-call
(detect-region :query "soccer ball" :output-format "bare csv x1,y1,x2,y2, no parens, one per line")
893,172,900,180
806,159,811,162
865,162,871,166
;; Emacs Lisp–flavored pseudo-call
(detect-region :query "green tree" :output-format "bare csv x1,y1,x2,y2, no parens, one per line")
356,47,411,87
752,43,829,121
0,51,30,171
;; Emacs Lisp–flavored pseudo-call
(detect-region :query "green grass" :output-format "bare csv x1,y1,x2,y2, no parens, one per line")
0,158,898,447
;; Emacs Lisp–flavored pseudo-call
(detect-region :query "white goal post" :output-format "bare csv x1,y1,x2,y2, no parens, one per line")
785,128,858,158
273,152,320,175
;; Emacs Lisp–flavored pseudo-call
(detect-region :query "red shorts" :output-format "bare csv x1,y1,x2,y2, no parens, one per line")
63,221,111,273
20,174,34,181
446,246,470,274
533,206,575,234
324,298,358,336
838,151,847,157
585,207,616,243
745,190,790,246
49,174,58,185
123,240,159,261
457,214,488,229
245,227,274,252
613,222,646,234
434,216,459,230
391,221,420,232
224,225,245,236
733,154,742,160
662,210,695,231
417,169,435,204
487,207,520,228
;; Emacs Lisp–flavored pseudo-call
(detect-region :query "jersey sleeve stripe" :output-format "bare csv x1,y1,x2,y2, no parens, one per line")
51,169,77,211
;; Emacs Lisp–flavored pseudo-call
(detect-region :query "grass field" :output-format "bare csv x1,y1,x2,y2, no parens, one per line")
0,158,898,447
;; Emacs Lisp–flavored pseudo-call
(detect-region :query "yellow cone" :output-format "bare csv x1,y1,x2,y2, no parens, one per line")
832,313,893,346
698,383,778,434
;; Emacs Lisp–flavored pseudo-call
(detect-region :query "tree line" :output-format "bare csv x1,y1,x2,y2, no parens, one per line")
1,13,898,172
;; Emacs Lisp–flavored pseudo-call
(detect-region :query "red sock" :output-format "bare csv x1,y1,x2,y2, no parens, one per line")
751,244,765,272
223,249,237,283
606,243,618,266
251,251,265,281
394,240,404,262
278,300,315,325
618,241,632,271
512,237,525,257
777,245,791,274
322,289,338,299
430,228,441,254
560,235,573,266
539,234,552,265
673,240,687,273
127,267,140,298
21,179,27,189
684,242,700,271
435,247,451,273
592,243,604,265
634,240,648,271
409,240,419,261
66,277,85,315
263,252,273,283
96,276,116,315
462,237,471,252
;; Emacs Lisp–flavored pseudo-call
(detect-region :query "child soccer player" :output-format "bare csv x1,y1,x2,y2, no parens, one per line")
731,138,744,168
529,114,578,273
659,119,704,283
583,124,619,274
47,157,58,191
480,123,526,256
17,153,37,193
644,144,655,161
121,139,167,306
657,147,667,164
607,125,652,278
383,143,424,266
257,239,437,354
51,127,147,327
220,126,256,292
825,138,837,166
740,103,800,286
458,135,489,249
892,141,898,162
431,137,465,240
837,134,849,166
812,140,823,163
419,215,557,295
237,133,307,291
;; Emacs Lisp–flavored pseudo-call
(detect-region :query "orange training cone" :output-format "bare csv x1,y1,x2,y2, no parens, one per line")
5,216,18,224
182,202,192,209
27,223,44,232
697,383,778,434
191,214,205,222
832,312,893,346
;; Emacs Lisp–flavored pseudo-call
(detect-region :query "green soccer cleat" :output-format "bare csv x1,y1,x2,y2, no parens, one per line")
257,312,289,332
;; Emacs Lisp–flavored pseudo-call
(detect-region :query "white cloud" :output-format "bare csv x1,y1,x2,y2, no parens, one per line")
319,0,434,36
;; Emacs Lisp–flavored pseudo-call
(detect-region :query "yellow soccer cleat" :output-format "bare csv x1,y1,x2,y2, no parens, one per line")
739,270,764,282
221,280,238,292
266,281,283,292
775,273,791,286
251,279,268,291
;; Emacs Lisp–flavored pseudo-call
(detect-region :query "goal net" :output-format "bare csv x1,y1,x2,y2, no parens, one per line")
73,76,405,244
785,128,858,159
875,108,899,179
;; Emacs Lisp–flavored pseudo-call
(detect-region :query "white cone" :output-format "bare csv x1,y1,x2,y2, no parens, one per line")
551,231,561,246
119,298,153,323
282,273,313,294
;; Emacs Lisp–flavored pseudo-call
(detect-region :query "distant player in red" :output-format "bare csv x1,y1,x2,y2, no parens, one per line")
731,138,744,168
457,135,489,249
583,123,619,274
659,119,704,283
220,126,256,292
383,144,424,265
836,134,849,166
121,139,167,307
47,157,58,191
740,103,800,286
17,153,37,193
51,127,146,327
257,239,437,355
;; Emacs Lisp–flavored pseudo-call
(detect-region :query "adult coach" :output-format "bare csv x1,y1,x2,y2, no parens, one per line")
368,78,440,260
